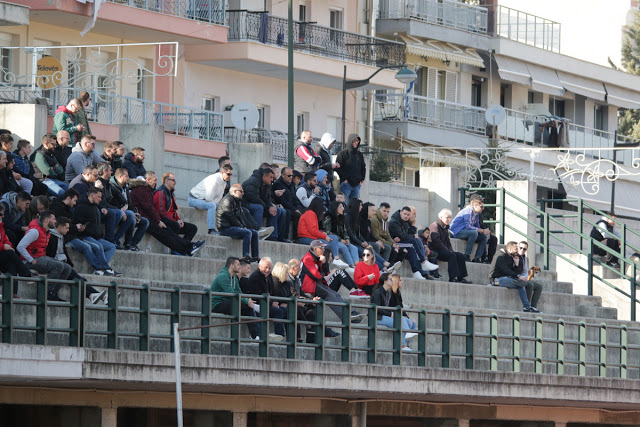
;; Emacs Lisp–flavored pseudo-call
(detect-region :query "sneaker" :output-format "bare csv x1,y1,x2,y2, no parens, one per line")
405,332,418,340
401,345,414,352
278,238,292,243
106,269,122,277
332,258,349,268
190,240,205,256
607,261,620,268
349,289,369,298
258,226,274,240
102,291,121,306
129,245,141,252
89,290,107,305
472,257,482,263
431,271,441,279
325,328,340,338
268,333,284,342
103,270,114,276
421,273,435,280
351,311,365,323
464,254,471,262
13,294,21,299
208,229,220,235
93,269,106,276
458,278,472,284
412,271,426,281
115,244,124,250
524,306,541,313
388,261,402,274
420,260,439,271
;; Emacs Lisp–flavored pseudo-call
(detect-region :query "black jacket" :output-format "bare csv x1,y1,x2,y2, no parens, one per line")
215,193,247,231
428,219,453,252
345,212,365,246
101,153,123,172
109,178,133,211
316,143,334,182
72,197,104,239
371,286,392,320
50,197,79,239
335,134,366,186
272,176,303,212
488,250,519,280
242,169,272,209
97,177,119,210
123,152,146,179
242,269,274,296
389,288,409,319
389,210,411,241
45,232,74,267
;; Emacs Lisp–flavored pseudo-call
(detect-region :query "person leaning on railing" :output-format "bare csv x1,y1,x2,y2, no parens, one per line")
589,213,621,268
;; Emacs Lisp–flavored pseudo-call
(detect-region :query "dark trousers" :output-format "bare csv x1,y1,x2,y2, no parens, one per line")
484,234,498,263
165,218,197,242
437,249,468,279
146,222,193,255
326,269,357,292
213,299,259,338
0,249,32,293
5,228,23,249
526,280,543,308
594,238,620,263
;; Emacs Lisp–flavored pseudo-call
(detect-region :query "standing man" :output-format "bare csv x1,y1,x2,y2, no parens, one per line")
294,130,321,174
316,133,339,184
52,99,84,147
188,163,233,234
154,172,198,242
76,91,93,138
335,134,366,200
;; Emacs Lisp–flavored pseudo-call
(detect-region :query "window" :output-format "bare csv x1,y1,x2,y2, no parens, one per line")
594,105,604,131
0,48,10,77
528,91,535,104
414,67,457,102
299,3,306,21
296,112,306,136
136,68,145,99
549,98,565,117
257,106,266,128
329,9,343,30
202,96,217,112
471,81,482,107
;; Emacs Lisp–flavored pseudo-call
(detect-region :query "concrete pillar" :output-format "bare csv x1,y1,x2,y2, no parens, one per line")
228,142,273,184
420,167,460,222
0,104,48,149
101,408,117,427
350,402,367,427
232,411,248,427
118,124,165,178
457,420,470,427
496,180,537,248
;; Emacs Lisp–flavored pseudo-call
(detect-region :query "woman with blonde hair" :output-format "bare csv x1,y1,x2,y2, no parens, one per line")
389,274,417,331
371,273,418,351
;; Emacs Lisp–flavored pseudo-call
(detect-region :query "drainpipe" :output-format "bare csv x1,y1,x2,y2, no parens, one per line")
367,0,376,147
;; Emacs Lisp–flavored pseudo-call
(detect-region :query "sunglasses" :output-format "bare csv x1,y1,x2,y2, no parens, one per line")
363,253,372,258
518,247,527,251
0,213,4,217
284,174,293,177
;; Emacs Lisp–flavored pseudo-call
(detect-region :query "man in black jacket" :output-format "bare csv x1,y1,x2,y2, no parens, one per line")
335,133,366,201
109,168,149,251
272,166,303,241
216,183,260,262
97,162,135,248
242,167,287,242
427,208,469,283
389,206,436,281
488,241,540,313
242,257,286,338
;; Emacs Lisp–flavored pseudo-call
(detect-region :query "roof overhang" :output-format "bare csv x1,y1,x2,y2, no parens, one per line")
400,35,485,68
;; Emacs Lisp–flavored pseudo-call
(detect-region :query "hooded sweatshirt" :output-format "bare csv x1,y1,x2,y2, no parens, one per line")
0,191,25,233
65,143,101,182
123,152,147,180
316,132,335,181
52,106,79,146
335,133,366,186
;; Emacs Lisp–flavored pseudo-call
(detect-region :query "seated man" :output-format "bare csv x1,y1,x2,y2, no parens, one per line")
589,213,621,268
122,147,146,180
101,140,124,172
16,210,73,301
210,257,259,340
187,164,233,234
489,241,541,313
428,209,471,284
514,241,543,312
450,196,490,263
130,171,204,257
296,172,320,209
0,191,31,247
65,134,100,183
242,257,286,340
96,162,136,247
370,202,405,265
242,167,287,242
13,139,46,196
389,206,437,281
315,169,335,211
216,183,261,263
0,202,33,298
1,134,33,194
109,168,149,251
272,166,304,241
33,133,69,197
154,172,197,242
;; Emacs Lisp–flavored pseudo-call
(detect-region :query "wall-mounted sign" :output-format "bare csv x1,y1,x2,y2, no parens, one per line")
36,56,63,89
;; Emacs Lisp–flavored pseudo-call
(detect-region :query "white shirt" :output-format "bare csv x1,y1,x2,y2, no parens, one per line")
189,172,226,203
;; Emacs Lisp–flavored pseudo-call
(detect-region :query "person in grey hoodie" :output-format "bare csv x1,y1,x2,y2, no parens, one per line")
65,134,101,182
315,132,339,184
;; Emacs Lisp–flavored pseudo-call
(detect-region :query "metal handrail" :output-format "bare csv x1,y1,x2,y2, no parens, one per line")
494,5,561,52
1,274,639,377
378,0,489,34
106,0,225,25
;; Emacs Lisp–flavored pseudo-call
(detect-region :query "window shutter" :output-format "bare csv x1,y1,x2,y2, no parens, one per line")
427,67,437,99
445,71,457,102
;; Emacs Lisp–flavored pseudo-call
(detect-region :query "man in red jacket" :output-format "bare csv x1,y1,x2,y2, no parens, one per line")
153,172,197,242
301,240,364,323
130,171,204,256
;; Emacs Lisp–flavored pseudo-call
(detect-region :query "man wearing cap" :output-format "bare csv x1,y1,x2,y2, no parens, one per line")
300,240,365,323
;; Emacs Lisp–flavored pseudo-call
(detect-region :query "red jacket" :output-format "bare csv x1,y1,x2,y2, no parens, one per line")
298,210,327,240
130,181,162,224
354,261,380,288
24,219,49,259
301,250,324,296
153,184,180,222
0,222,12,249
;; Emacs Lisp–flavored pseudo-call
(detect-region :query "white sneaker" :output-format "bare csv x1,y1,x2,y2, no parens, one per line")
402,345,414,352
421,260,439,271
332,259,349,268
388,261,402,273
258,227,274,240
412,271,426,280
89,290,107,305
405,332,418,340
268,333,284,341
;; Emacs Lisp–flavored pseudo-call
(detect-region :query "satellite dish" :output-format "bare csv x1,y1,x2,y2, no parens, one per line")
485,104,506,126
230,102,259,132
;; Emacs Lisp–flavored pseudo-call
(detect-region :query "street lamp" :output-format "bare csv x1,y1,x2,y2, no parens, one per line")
341,64,417,146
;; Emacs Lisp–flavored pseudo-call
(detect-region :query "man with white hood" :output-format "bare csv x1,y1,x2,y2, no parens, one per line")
316,132,339,185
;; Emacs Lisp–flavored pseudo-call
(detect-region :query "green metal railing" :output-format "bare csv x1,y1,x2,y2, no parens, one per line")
1,275,639,378
459,187,640,321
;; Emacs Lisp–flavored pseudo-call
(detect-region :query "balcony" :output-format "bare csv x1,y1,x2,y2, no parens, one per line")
379,0,488,34
106,0,224,25
224,127,288,163
492,5,561,53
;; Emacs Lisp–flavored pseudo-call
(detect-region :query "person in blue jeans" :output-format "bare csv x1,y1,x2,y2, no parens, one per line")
371,273,418,352
489,241,541,313
242,166,288,242
335,133,366,201
450,196,489,262
216,183,260,263
188,164,233,234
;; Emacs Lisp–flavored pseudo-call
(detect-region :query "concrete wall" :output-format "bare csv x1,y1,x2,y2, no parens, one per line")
0,104,47,147
119,124,165,179
421,167,459,223
368,180,430,228
164,152,223,202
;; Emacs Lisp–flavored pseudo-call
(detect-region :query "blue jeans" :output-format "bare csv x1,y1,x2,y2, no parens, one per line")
455,229,489,258
68,237,115,270
298,235,339,258
124,216,149,247
248,204,286,240
498,276,531,308
219,226,258,257
43,178,68,197
337,241,359,265
377,314,416,346
104,208,134,244
187,196,217,231
340,181,361,200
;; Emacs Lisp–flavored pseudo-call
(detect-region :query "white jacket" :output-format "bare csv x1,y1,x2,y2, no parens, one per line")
189,172,226,203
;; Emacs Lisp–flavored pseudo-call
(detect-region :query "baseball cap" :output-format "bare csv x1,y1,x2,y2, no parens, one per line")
310,240,327,249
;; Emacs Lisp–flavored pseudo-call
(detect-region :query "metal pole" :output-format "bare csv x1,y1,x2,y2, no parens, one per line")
173,323,183,427
287,0,295,168
342,65,347,146
611,133,618,214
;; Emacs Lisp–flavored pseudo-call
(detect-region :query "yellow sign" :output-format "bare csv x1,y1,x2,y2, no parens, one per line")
36,56,63,89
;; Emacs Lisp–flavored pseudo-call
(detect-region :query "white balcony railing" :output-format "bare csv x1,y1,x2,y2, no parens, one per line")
378,0,488,34
495,5,561,52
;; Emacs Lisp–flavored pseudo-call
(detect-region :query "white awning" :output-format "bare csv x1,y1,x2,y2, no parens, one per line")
605,84,640,109
556,71,606,101
400,35,485,68
526,63,565,96
494,55,531,86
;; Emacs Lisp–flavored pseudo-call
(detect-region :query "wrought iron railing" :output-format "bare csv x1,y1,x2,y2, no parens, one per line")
494,5,561,52
1,275,638,377
227,10,406,67
224,127,288,163
378,0,488,34
0,86,224,142
106,0,225,25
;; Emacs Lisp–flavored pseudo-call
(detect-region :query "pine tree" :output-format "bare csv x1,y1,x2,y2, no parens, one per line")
369,151,394,182
618,11,640,139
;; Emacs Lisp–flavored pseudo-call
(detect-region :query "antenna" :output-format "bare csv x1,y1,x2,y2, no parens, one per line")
485,104,506,126
230,102,259,133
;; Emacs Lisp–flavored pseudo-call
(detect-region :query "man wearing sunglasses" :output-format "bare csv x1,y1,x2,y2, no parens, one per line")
188,164,234,234
514,241,543,312
272,166,304,241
